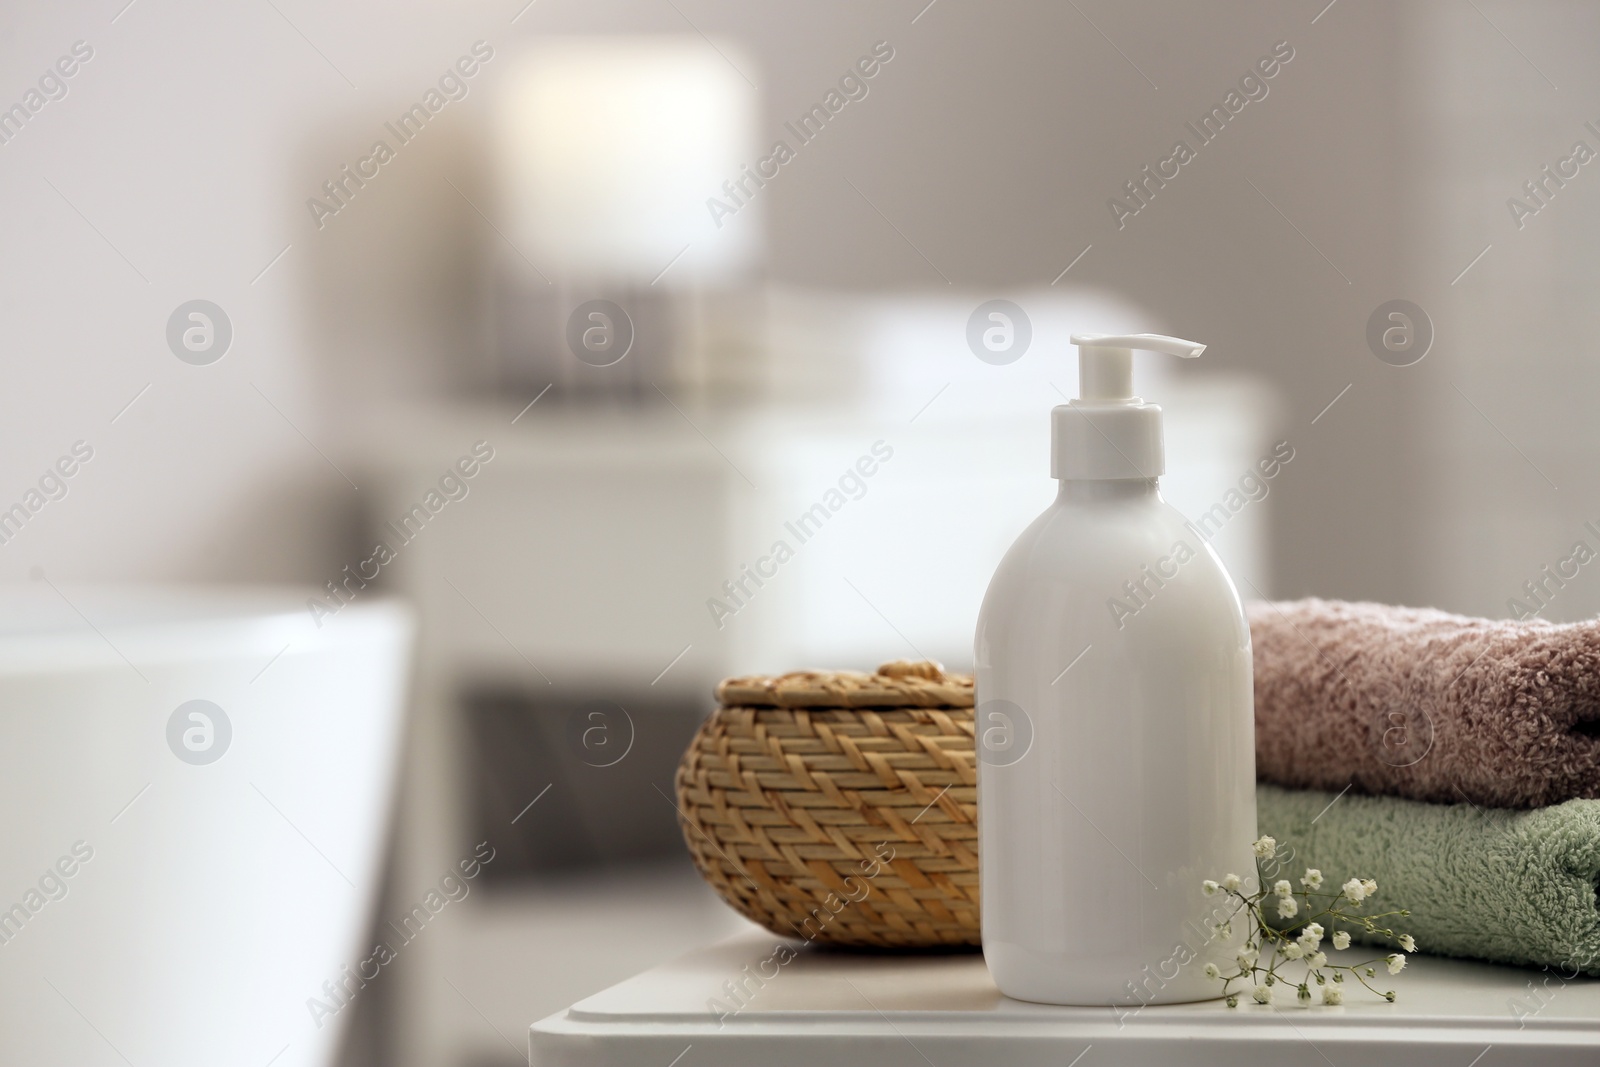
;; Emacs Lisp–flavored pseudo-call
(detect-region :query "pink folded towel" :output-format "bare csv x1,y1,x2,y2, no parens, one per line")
1250,598,1600,809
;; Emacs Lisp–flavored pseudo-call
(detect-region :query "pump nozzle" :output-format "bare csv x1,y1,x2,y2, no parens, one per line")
1069,333,1205,402
1053,332,1208,481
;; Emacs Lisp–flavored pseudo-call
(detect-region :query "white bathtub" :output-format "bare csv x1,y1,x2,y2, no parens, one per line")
0,586,413,1067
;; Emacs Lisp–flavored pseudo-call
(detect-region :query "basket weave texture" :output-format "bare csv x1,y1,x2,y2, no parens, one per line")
675,660,979,948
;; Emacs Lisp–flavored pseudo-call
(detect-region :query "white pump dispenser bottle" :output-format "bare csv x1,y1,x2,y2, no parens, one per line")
975,334,1257,1007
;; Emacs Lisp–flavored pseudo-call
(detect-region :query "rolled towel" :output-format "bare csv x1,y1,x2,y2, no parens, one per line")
1256,783,1600,975
1251,598,1600,809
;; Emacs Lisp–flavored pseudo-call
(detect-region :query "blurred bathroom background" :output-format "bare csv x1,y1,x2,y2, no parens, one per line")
1,0,1595,1064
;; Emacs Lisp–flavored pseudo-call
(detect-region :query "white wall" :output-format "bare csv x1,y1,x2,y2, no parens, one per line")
1403,0,1600,620
0,2,1351,598
1,0,1590,613
0,0,511,583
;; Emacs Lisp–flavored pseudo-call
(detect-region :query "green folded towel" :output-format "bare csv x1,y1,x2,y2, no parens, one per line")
1256,784,1600,975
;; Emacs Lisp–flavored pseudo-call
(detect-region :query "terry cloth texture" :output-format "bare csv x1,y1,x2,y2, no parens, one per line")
1250,598,1600,809
1257,784,1600,975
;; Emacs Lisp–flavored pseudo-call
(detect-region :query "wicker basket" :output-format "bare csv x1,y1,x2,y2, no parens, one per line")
674,660,979,948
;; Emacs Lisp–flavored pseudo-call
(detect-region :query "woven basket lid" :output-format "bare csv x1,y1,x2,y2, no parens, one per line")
714,659,974,709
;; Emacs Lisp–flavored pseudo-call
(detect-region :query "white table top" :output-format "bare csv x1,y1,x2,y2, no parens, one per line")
530,929,1600,1066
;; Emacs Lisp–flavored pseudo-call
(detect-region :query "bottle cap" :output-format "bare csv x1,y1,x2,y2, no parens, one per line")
1053,333,1205,480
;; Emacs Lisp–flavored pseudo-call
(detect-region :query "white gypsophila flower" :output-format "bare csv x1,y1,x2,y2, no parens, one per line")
1399,934,1416,952
1283,943,1304,960
1273,879,1293,898
1253,836,1277,859
1332,931,1352,950
1223,873,1242,891
1342,878,1367,903
1362,878,1378,897
1307,952,1328,969
1204,962,1221,979
1301,868,1324,889
1297,924,1324,951
1278,896,1299,919
1387,954,1407,975
1253,983,1273,1004
1323,985,1344,1005
1237,947,1258,968
1202,879,1219,896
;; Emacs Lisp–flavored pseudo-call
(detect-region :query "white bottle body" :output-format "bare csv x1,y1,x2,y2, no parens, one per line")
975,478,1257,1007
